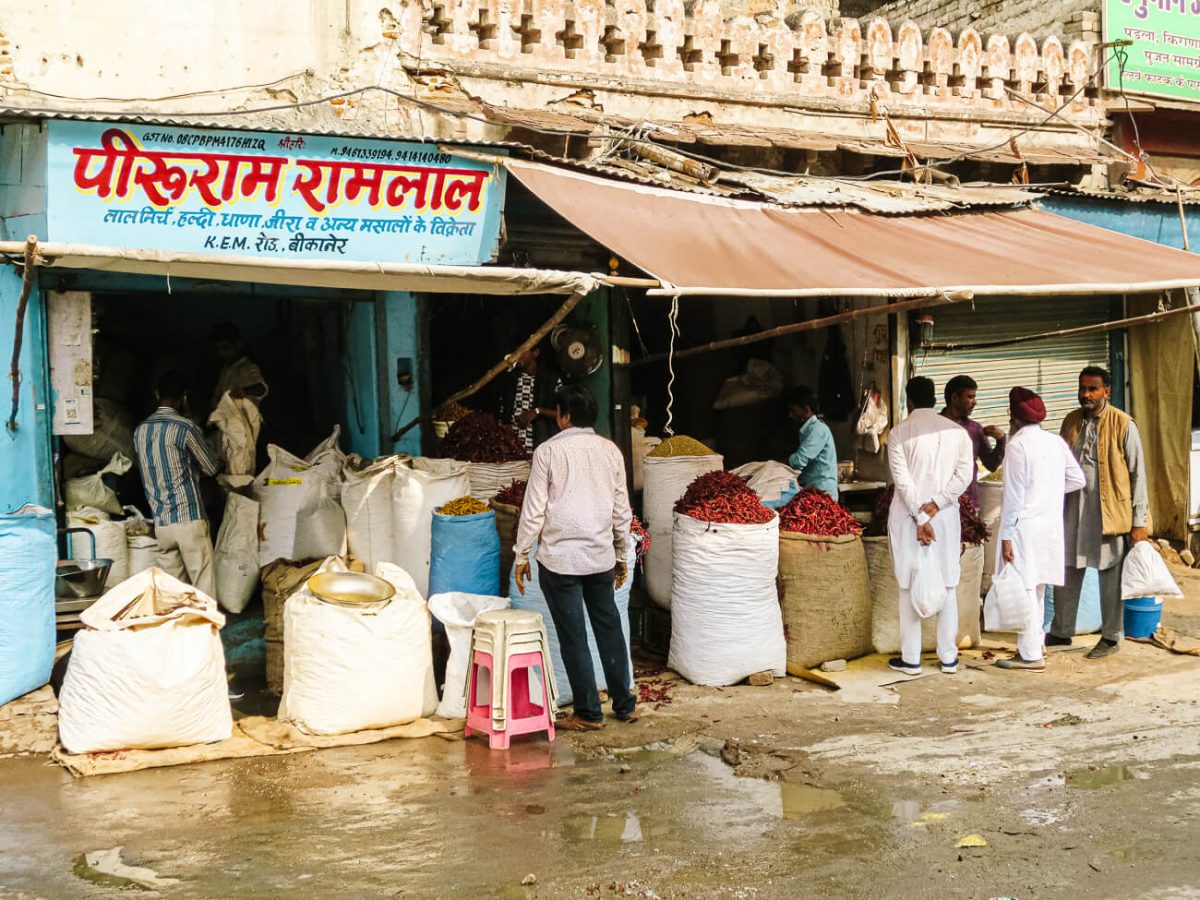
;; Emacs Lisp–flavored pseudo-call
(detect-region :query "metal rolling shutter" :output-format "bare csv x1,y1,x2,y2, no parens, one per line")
913,298,1113,431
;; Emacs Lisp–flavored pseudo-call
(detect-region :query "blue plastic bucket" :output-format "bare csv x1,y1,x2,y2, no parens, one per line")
1123,596,1163,639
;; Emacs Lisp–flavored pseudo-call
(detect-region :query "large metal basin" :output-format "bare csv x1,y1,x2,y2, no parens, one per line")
55,559,114,600
306,571,395,611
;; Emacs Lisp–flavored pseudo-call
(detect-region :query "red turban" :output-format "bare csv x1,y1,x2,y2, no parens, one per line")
1009,386,1046,424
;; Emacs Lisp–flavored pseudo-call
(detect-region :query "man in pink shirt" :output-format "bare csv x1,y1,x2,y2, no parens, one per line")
514,384,639,731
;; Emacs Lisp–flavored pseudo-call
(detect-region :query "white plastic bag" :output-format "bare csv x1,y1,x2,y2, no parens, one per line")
393,458,471,598
278,559,437,736
64,452,131,516
1121,541,1183,599
428,591,509,718
214,492,260,614
984,564,1034,632
642,453,724,608
909,545,947,619
668,513,785,686
207,391,263,477
57,568,232,754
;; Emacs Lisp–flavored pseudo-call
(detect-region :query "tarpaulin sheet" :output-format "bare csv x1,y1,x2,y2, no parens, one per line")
507,159,1200,296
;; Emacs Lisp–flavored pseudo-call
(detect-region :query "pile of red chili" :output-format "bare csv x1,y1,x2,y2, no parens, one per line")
630,515,650,563
674,471,775,524
438,412,529,463
494,479,527,508
862,486,990,545
778,487,862,536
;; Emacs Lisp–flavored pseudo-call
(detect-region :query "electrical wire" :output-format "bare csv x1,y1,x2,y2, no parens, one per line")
10,71,313,104
663,293,680,437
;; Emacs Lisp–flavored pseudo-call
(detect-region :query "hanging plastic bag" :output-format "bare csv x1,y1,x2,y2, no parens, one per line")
1121,541,1183,599
909,545,947,619
984,564,1034,632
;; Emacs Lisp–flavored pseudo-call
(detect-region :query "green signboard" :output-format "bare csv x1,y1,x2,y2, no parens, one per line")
1104,0,1200,103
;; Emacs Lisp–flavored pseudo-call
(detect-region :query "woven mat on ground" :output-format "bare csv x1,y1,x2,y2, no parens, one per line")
237,715,463,749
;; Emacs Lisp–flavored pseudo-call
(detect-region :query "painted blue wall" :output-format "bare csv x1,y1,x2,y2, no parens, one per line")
380,292,423,457
1042,196,1200,252
342,299,381,459
0,268,53,512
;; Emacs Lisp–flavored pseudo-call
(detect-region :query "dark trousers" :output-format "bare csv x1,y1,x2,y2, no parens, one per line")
1052,564,1125,642
537,565,636,723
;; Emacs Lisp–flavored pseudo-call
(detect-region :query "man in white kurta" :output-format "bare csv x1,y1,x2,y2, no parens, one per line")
995,388,1085,671
887,377,974,675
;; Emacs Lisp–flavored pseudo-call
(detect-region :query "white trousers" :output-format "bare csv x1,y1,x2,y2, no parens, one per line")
156,520,216,599
899,587,958,666
1017,584,1047,662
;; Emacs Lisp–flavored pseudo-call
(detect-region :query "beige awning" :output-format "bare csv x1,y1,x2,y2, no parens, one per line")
2,241,598,296
507,158,1200,298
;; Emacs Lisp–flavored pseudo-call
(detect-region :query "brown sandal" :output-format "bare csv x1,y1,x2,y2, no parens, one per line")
557,713,606,732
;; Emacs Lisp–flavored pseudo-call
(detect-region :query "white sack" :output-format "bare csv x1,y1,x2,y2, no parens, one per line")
64,452,131,516
62,397,135,462
631,428,661,493
279,559,437,735
67,509,130,587
909,545,947,619
57,568,231,754
1121,541,1183,599
668,513,785,686
393,458,471,598
984,565,1035,632
207,391,263,477
732,461,799,504
253,444,346,566
214,492,261,614
712,359,783,411
466,460,532,502
305,426,347,483
341,456,404,572
642,453,724,608
126,535,159,578
428,591,509,718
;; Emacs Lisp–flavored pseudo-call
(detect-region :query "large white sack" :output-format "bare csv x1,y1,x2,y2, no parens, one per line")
253,444,346,566
631,428,661,493
428,591,509,718
668,512,785,686
466,461,532,502
126,535,158,578
208,391,263,477
67,509,130,587
642,453,724,608
57,568,232,754
278,559,437,735
394,458,471,598
305,426,347,486
64,452,131,516
341,456,404,572
214,493,261,614
732,460,799,505
62,397,135,463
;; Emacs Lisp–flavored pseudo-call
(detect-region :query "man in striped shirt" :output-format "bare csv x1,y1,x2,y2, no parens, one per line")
134,371,221,598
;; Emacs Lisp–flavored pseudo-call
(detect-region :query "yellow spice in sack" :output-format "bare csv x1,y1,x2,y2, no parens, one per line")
437,496,490,516
646,435,717,458
983,465,1003,483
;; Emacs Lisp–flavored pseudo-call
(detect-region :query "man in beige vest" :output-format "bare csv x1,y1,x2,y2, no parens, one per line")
1052,366,1148,659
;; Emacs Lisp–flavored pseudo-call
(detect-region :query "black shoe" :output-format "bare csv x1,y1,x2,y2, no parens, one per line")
1086,638,1120,660
888,657,922,676
1045,634,1073,647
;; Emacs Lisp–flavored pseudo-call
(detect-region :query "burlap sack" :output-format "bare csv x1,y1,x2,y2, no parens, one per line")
957,543,985,648
778,532,872,672
491,500,520,597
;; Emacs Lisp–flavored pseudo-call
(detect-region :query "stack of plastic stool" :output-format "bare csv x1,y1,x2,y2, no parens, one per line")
464,609,558,750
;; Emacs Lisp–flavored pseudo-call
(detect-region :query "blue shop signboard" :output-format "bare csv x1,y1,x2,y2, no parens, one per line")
45,121,506,265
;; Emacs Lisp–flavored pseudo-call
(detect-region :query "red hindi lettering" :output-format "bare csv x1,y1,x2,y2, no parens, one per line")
71,128,141,199
440,169,488,213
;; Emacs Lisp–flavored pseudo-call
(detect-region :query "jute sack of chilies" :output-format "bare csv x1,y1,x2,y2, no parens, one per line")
778,532,871,671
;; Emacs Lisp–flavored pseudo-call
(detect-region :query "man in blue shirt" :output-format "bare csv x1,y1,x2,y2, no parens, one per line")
785,386,839,499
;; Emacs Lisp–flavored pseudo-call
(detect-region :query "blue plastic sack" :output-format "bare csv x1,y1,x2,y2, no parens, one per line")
429,510,500,597
1043,568,1103,635
510,538,635,708
764,485,799,510
0,506,56,706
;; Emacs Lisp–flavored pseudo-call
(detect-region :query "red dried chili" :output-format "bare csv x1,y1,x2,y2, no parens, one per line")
863,485,990,546
494,479,528,508
674,471,776,524
438,411,529,463
630,515,650,563
777,487,862,536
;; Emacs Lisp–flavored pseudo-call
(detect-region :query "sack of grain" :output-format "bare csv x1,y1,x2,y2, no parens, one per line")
429,508,501,597
466,461,531,502
779,532,871,671
213,492,260,614
491,500,520,596
67,509,130,587
392,458,470,598
253,444,346,566
979,479,1003,594
340,455,406,573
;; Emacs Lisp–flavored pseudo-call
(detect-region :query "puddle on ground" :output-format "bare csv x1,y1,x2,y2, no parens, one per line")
562,812,644,843
779,783,846,818
689,752,847,822
891,799,959,826
1066,765,1142,789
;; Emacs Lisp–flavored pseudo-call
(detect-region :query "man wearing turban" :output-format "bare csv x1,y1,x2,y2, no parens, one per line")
994,388,1086,671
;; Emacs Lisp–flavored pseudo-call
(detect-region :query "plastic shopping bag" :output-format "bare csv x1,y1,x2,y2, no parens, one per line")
984,565,1034,632
1121,541,1182,599
909,545,947,619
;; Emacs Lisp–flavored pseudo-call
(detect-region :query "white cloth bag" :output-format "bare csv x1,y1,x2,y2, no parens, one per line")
909,545,947,619
1121,541,1182,599
984,565,1035,632
213,492,261,614
642,453,724,608
57,568,232,754
393,458,471,599
427,591,509,718
341,455,405,572
279,560,437,736
668,512,785,686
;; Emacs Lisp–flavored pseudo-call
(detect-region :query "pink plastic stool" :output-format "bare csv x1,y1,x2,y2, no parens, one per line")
464,648,556,750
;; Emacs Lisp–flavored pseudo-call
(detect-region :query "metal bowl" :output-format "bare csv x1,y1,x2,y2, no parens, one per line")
55,559,114,600
306,571,395,611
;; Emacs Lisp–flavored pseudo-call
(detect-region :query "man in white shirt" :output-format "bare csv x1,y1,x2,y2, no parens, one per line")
995,387,1086,671
886,377,974,676
514,384,638,731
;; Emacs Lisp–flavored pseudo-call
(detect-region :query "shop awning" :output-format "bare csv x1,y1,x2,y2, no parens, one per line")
506,159,1200,298
4,241,598,296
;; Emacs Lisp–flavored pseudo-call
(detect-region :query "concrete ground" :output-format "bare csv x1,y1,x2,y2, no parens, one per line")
3,571,1200,899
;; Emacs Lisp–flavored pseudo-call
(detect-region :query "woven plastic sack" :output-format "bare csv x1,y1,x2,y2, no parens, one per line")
429,509,501,597
208,392,263,477
466,461,531,502
126,534,159,578
341,455,405,573
213,492,260,614
253,444,345,566
0,506,56,706
491,500,520,597
668,512,784,686
393,458,470,598
67,509,130,586
778,532,871,671
642,453,723,608
64,452,130,516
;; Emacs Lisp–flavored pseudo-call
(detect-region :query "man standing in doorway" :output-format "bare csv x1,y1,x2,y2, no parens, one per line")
513,384,638,731
499,345,561,453
1052,366,1149,659
994,388,1085,672
886,377,974,676
941,375,1006,507
785,386,839,499
134,371,220,597
211,322,269,409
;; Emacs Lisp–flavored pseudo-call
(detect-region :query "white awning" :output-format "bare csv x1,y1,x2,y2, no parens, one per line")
1,241,598,296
